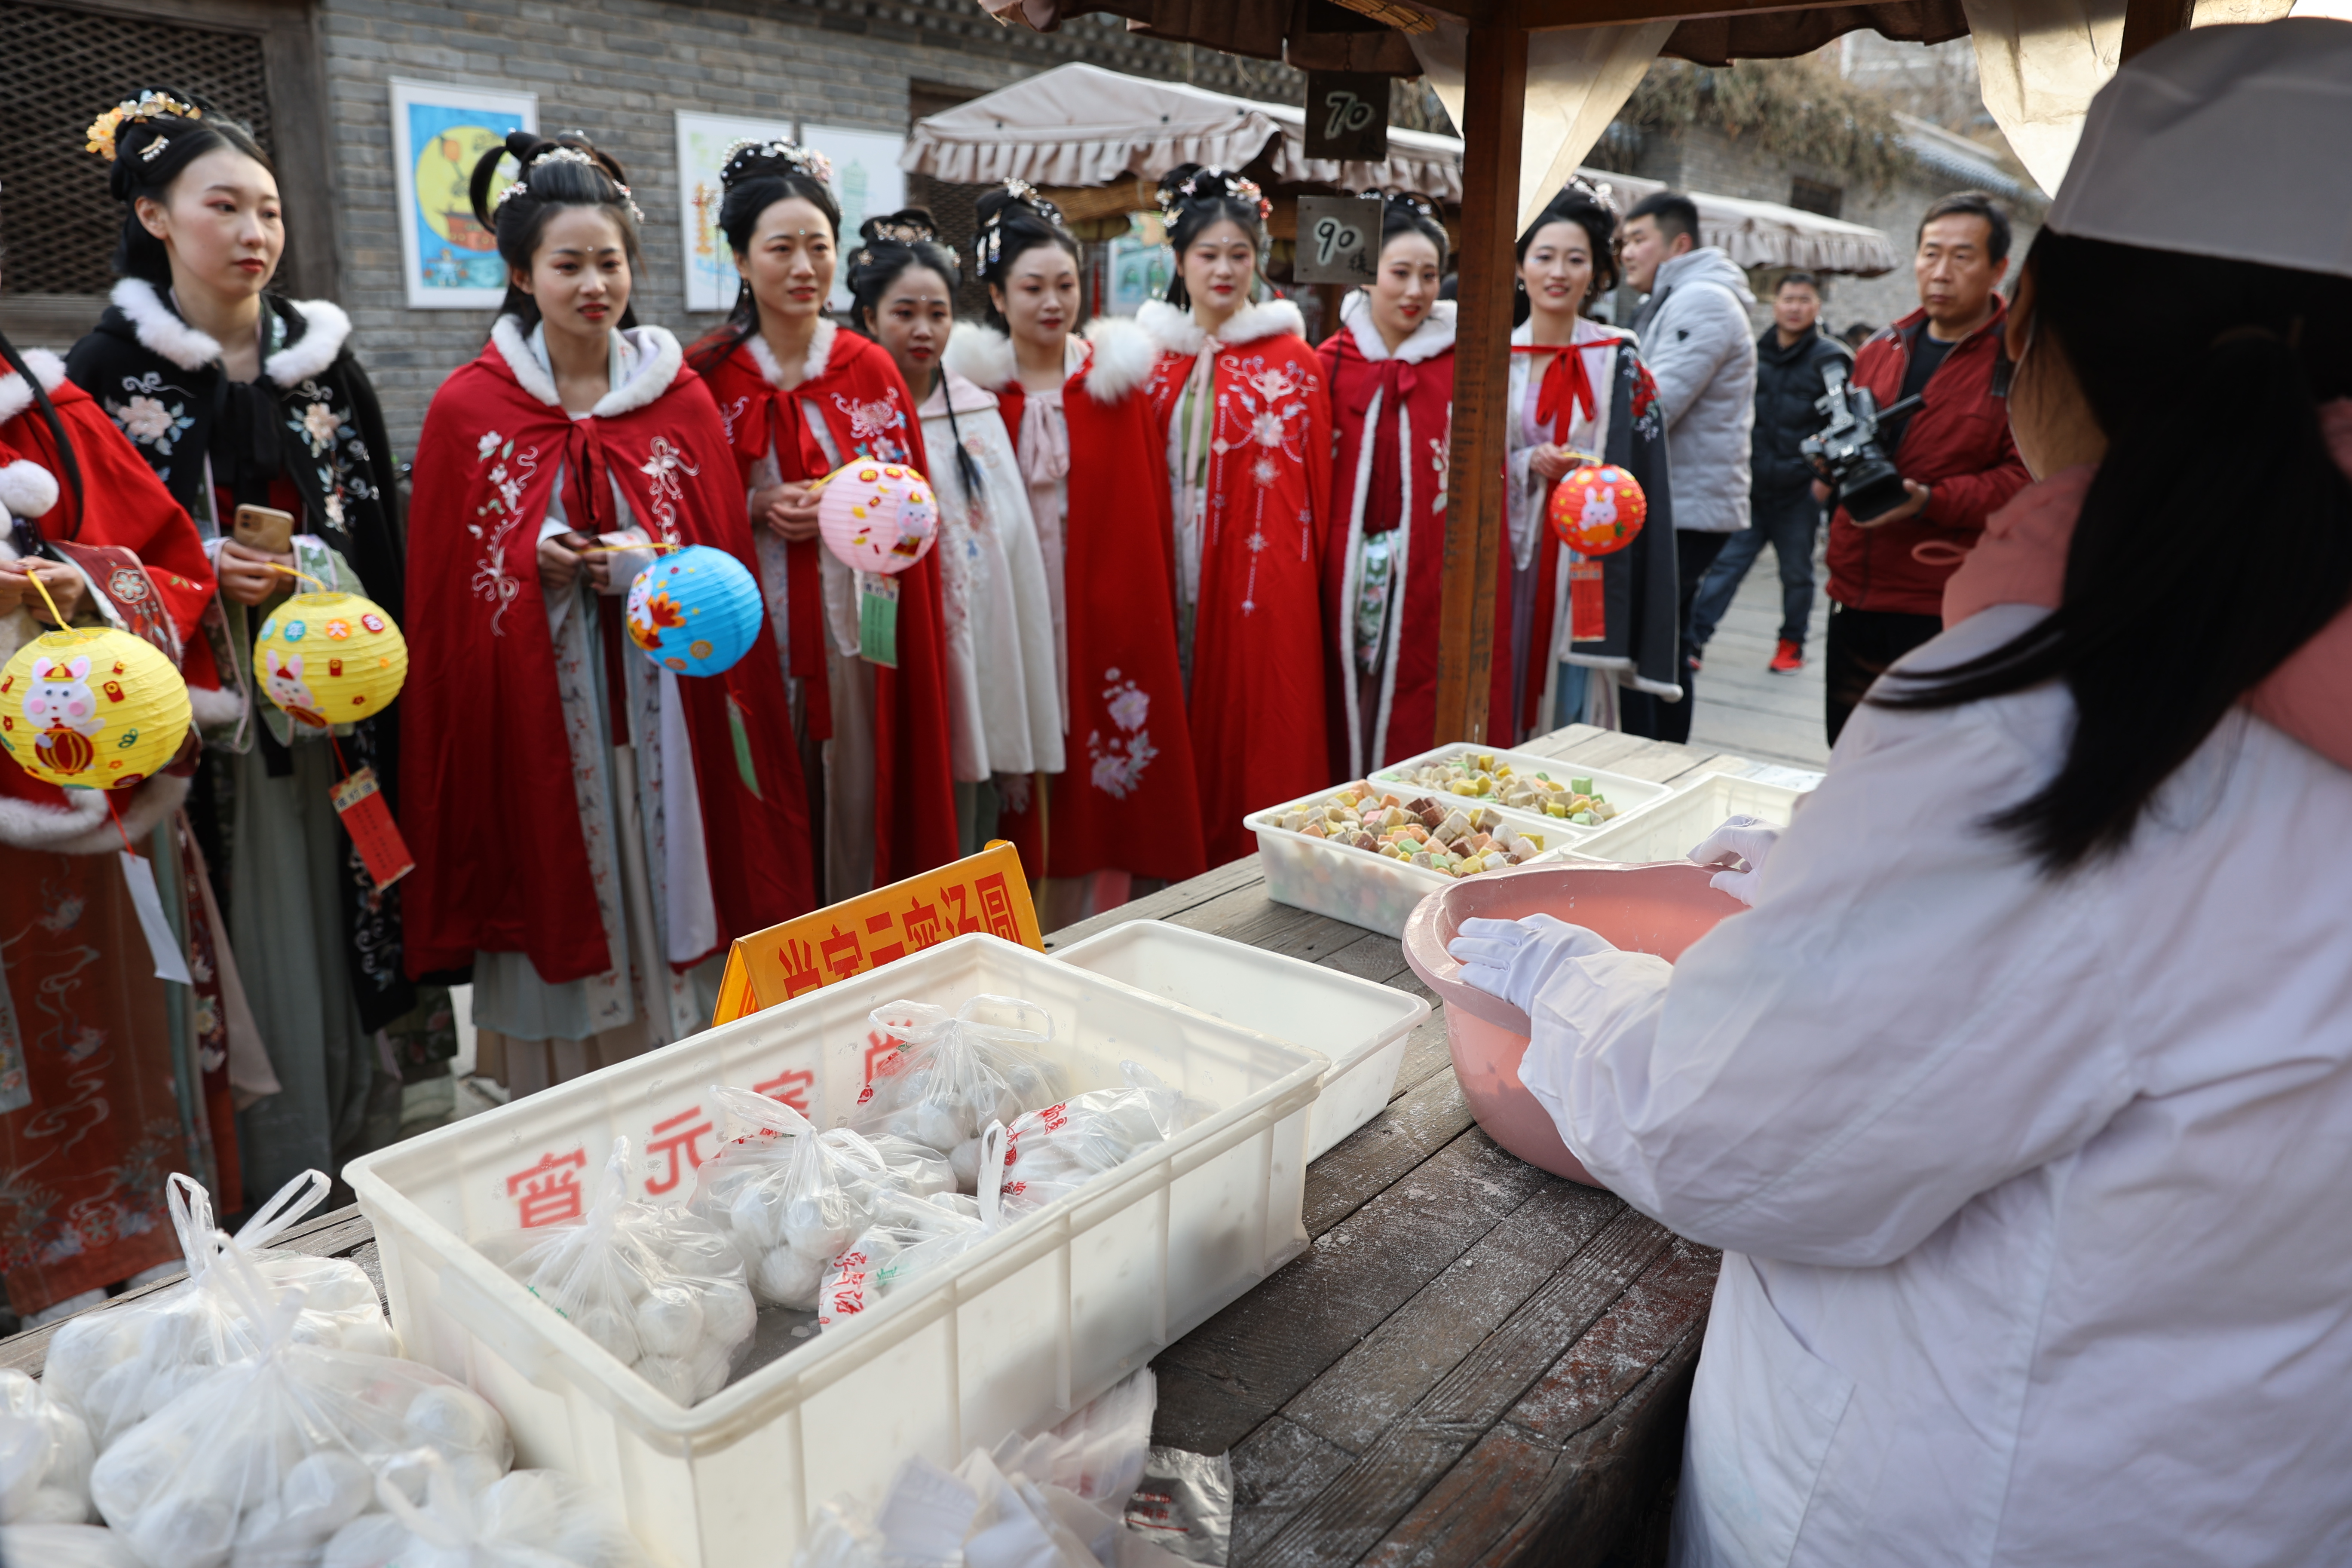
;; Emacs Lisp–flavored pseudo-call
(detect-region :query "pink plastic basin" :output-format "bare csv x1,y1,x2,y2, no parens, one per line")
1401,860,1742,1185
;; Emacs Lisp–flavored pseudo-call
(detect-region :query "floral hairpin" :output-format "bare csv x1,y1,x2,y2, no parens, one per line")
974,178,1063,275
722,138,834,189
1563,174,1619,216
85,90,202,163
1158,169,1271,227
868,217,935,247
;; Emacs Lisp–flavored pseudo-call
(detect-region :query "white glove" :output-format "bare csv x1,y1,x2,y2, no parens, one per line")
1447,914,1617,1014
1688,814,1779,905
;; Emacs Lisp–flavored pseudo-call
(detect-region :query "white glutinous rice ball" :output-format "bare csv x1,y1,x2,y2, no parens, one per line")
911,1102,966,1154
573,1304,641,1367
334,1318,399,1360
403,1384,504,1460
41,1316,134,1409
632,1287,703,1359
90,1428,182,1521
701,1280,757,1347
634,1354,696,1406
15,1485,89,1525
779,1197,853,1263
79,1360,149,1445
754,1246,824,1309
128,1495,237,1568
688,1341,733,1404
948,1139,981,1191
726,1182,782,1253
322,1511,409,1568
280,1451,372,1534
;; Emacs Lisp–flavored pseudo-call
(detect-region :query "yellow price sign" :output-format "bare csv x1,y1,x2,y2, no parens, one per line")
711,840,1042,1026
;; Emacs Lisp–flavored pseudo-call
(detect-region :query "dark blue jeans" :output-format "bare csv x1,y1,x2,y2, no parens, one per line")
1690,493,1821,649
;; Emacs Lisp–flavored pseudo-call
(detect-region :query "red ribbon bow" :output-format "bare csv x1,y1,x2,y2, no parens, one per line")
1512,340,1617,439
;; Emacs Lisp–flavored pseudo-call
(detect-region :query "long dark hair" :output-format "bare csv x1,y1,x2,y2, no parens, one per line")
971,182,1080,334
0,332,81,541
687,141,841,374
1157,165,1266,310
847,210,982,501
466,130,644,332
103,88,277,289
1877,229,2352,872
1378,192,1450,271
1514,185,1621,328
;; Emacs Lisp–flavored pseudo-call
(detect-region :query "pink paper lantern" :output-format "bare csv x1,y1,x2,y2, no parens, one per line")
817,462,939,576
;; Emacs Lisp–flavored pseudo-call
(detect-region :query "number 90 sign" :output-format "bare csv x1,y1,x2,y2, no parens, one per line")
1293,196,1379,285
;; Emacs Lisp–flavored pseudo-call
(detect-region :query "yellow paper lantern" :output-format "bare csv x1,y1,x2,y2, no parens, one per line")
254,592,408,729
0,626,191,790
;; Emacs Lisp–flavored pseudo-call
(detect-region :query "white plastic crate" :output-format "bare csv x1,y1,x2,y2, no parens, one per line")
345,934,1326,1568
1246,791,1574,938
1369,742,1675,838
1051,921,1430,1161
1570,766,1821,864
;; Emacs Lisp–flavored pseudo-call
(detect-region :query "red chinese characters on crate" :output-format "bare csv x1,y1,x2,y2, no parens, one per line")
644,1108,715,1196
505,1149,589,1228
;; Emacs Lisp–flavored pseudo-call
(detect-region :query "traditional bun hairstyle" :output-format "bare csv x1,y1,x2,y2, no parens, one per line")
1513,178,1622,326
688,138,841,373
848,209,985,500
466,129,646,332
88,87,276,291
1379,191,1450,270
971,180,1081,333
1156,164,1271,309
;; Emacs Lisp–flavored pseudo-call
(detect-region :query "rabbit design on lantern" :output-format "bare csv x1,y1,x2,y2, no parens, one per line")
263,648,330,729
24,655,104,773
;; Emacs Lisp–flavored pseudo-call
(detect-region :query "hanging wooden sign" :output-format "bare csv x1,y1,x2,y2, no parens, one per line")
1304,71,1390,161
1292,195,1381,285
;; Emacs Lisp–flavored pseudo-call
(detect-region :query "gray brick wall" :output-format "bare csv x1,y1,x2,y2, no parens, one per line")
320,0,1303,456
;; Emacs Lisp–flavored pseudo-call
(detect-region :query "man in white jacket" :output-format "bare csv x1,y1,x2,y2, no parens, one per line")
1620,193,1758,744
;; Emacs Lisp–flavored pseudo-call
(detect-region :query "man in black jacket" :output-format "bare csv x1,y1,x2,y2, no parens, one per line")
1689,271,1851,673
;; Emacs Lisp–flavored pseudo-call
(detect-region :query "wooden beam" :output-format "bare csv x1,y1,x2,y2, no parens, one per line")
1516,0,1870,28
2119,0,2195,60
1432,18,1528,747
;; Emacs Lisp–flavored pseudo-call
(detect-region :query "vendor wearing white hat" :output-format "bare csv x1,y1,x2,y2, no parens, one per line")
1449,19,2352,1566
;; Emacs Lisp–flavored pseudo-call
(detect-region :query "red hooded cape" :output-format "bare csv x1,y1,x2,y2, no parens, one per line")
1138,300,1335,865
1317,304,1515,775
695,326,959,886
400,325,814,984
948,321,1207,885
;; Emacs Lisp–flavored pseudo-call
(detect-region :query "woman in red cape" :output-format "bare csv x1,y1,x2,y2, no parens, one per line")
943,183,1204,924
1137,166,1335,866
688,139,958,903
403,133,812,1090
0,329,265,1314
1319,197,1517,776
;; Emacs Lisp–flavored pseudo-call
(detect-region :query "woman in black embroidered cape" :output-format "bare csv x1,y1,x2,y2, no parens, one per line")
64,88,424,1204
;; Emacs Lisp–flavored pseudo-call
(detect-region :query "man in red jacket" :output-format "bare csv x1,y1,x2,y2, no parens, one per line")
1822,191,2031,743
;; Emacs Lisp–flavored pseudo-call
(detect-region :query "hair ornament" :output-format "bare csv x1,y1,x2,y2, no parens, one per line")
973,178,1064,275
532,144,597,172
85,90,202,163
721,138,834,190
1562,174,1619,216
1158,168,1271,227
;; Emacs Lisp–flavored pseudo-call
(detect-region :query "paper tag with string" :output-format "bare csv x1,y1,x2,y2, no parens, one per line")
858,571,899,668
119,849,194,983
331,766,414,891
1569,559,1608,643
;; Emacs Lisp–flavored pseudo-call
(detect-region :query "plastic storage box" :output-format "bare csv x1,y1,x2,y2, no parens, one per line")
1052,921,1430,1161
1570,766,1820,864
346,934,1327,1568
1371,742,1675,835
1245,791,1559,938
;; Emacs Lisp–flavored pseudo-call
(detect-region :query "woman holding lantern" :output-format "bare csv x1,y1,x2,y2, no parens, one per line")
1502,184,1681,740
1137,165,1334,867
401,131,813,1093
65,87,414,1201
944,181,1204,924
687,140,959,904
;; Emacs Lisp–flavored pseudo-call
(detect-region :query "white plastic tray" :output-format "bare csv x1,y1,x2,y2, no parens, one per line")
1050,921,1430,1161
345,934,1326,1568
1371,743,1676,839
1569,766,1820,864
1246,790,1575,938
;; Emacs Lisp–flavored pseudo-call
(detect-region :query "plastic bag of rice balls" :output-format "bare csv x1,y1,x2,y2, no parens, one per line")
848,996,1070,1191
88,1246,509,1568
474,1139,758,1408
813,1126,1011,1332
997,1065,1216,1218
313,1453,649,1568
0,1367,95,1524
46,1171,396,1454
688,1087,968,1313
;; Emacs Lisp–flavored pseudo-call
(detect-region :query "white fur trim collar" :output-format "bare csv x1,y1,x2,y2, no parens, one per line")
0,772,188,854
112,278,350,386
745,318,839,389
1342,294,1456,366
1079,316,1157,401
941,322,1017,394
0,350,67,429
1136,296,1306,356
490,316,683,416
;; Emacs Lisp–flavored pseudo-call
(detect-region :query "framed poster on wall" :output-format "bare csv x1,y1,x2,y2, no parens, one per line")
389,79,538,310
675,110,799,315
799,123,906,311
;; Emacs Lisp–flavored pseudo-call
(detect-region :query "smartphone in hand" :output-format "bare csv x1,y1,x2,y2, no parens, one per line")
232,504,295,555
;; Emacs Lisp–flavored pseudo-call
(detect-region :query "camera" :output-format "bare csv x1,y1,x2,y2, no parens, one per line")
1801,362,1923,523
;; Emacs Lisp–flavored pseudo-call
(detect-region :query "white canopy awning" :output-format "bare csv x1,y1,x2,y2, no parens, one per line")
904,61,1901,277
901,61,1468,203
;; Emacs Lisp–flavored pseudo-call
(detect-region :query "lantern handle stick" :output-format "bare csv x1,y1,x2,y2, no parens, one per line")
267,563,331,591
575,540,682,556
20,562,71,629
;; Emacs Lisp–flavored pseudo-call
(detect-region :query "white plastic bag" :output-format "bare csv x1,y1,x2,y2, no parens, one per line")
815,1125,1011,1331
0,1521,145,1568
990,1369,1157,1512
316,1453,649,1568
0,1367,95,1524
998,1066,1212,1216
88,1246,510,1568
46,1172,395,1453
851,997,1070,1191
476,1138,757,1407
689,1087,961,1312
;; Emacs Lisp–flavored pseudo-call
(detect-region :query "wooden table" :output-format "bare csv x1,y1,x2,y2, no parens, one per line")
3,724,1751,1568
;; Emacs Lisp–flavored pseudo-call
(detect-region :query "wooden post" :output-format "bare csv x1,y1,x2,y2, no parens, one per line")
2119,0,2195,60
1432,19,1528,746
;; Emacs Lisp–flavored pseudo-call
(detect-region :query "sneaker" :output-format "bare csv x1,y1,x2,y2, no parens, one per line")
1769,639,1804,674
1687,650,1704,675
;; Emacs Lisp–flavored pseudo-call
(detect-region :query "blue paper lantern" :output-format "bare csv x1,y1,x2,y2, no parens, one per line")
623,545,763,678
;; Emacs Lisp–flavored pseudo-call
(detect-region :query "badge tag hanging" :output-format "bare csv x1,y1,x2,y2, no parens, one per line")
119,850,194,984
858,571,900,668
331,766,415,891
